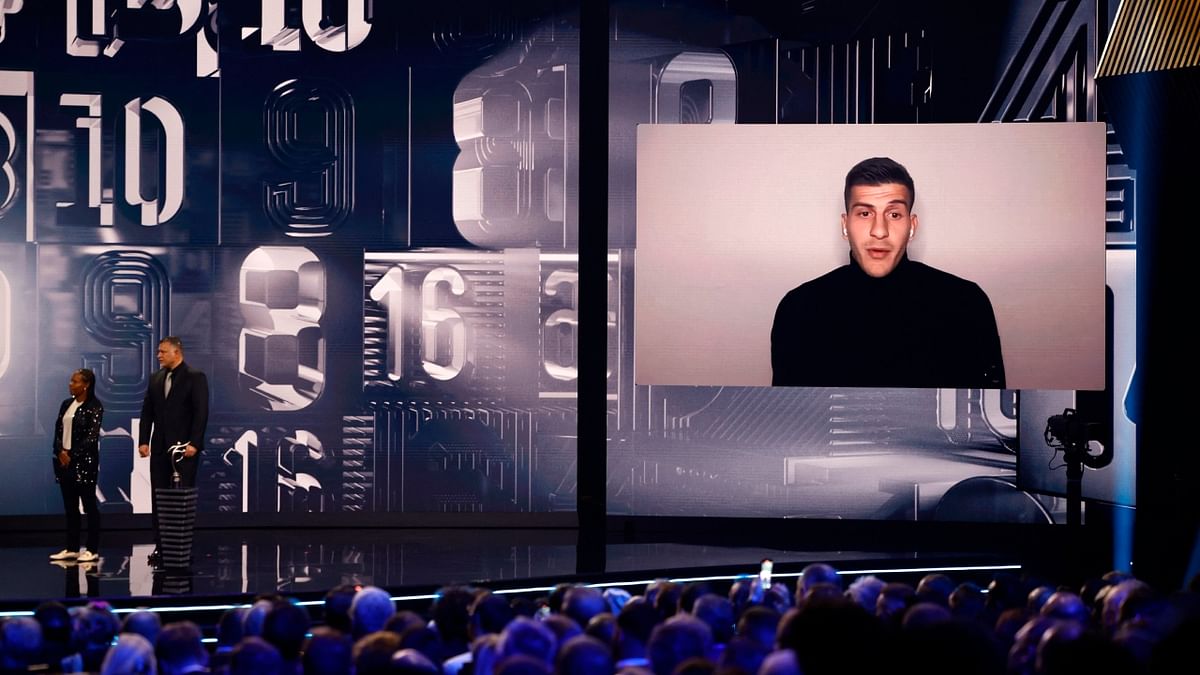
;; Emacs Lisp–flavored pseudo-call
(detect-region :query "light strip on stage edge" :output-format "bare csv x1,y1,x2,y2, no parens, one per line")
583,563,1022,588
0,564,1020,618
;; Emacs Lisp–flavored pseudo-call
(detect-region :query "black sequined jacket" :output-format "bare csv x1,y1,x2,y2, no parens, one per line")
52,396,104,486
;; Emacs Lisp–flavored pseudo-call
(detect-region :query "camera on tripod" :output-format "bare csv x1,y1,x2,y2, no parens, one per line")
1044,408,1111,470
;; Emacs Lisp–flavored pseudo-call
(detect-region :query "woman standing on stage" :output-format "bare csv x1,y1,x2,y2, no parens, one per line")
49,368,104,564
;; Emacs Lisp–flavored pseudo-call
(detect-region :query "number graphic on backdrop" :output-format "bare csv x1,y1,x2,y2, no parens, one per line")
260,0,373,52
238,246,326,410
367,266,405,381
0,70,33,236
276,429,331,513
66,0,112,57
420,268,468,381
0,110,18,217
124,96,185,226
263,79,354,237
57,94,186,227
452,67,569,248
369,265,473,383
0,1,22,46
65,0,205,58
57,94,111,225
0,269,9,379
80,251,170,410
542,269,577,381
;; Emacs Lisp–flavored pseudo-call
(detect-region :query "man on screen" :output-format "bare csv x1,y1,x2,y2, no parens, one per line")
771,157,1006,388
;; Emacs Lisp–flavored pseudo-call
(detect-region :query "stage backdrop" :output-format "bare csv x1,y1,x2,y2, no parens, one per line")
0,1,582,517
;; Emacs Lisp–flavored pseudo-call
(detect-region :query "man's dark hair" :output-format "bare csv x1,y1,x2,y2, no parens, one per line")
33,601,72,644
844,157,915,211
432,586,475,648
262,601,310,661
472,592,516,637
776,599,884,675
160,336,184,352
499,616,557,663
496,653,554,675
563,587,607,631
691,594,735,645
0,617,43,670
76,605,120,672
915,573,956,607
229,636,283,675
547,583,575,614
616,597,660,646
542,613,583,653
215,608,246,647
156,621,208,675
121,610,162,646
303,626,352,675
584,613,616,646
679,583,714,615
352,631,403,675
557,635,615,675
720,636,771,675
736,605,781,648
323,583,358,634
396,625,446,665
647,615,712,675
384,610,426,637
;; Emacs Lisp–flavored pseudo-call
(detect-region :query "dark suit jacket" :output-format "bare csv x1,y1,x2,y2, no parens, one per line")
139,361,209,454
52,396,104,486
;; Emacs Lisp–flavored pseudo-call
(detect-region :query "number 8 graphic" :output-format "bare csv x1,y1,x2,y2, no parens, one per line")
238,246,326,410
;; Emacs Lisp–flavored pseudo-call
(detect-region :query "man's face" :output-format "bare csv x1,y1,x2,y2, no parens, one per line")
841,182,918,278
157,342,183,369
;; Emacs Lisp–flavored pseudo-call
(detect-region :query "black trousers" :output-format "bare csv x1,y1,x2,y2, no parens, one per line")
149,450,197,549
59,479,100,552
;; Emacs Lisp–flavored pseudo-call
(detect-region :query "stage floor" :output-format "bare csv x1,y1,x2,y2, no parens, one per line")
0,527,1018,608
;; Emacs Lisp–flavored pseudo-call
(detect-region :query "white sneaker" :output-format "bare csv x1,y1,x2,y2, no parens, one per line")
76,549,99,563
49,549,77,561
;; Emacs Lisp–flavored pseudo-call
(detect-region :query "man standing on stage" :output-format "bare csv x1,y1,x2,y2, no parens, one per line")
139,336,209,567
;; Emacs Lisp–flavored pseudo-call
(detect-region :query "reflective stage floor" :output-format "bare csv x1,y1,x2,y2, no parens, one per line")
0,527,1020,609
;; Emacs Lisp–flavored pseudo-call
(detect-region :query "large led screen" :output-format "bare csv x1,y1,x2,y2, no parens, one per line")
605,0,1131,523
634,123,1106,391
0,1,580,517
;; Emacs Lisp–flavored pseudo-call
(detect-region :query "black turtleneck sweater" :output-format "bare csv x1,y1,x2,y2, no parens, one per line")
771,255,1006,388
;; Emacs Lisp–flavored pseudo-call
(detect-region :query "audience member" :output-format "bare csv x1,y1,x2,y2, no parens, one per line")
302,626,352,675
99,632,156,675
351,586,397,639
155,621,208,675
352,630,402,675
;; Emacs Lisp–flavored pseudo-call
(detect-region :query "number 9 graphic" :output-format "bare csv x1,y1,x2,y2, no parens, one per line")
263,80,354,238
81,251,170,410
